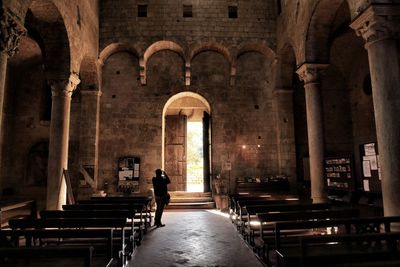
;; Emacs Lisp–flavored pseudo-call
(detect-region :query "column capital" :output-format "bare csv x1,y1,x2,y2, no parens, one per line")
48,73,81,98
350,4,400,45
0,9,26,57
296,63,329,84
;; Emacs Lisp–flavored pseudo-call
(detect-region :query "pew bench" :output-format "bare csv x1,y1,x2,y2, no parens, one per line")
243,203,331,245
276,232,400,267
254,208,360,263
0,228,114,266
0,200,37,229
0,246,94,267
40,209,136,252
234,199,304,233
63,203,146,244
8,218,129,267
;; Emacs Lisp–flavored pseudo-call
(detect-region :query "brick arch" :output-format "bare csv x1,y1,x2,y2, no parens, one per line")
98,42,140,66
277,43,297,88
141,41,186,85
143,40,186,63
24,0,71,79
236,42,277,62
189,43,233,85
79,56,99,91
189,43,232,65
303,0,350,63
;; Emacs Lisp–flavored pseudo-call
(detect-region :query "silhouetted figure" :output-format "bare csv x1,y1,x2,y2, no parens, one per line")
152,169,171,227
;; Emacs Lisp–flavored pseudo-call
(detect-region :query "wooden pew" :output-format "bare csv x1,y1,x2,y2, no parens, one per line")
40,209,136,252
243,203,331,244
0,228,114,266
0,246,93,267
0,200,37,229
234,199,306,233
88,195,152,226
8,218,129,267
276,232,400,267
254,208,360,263
63,203,146,244
79,198,152,233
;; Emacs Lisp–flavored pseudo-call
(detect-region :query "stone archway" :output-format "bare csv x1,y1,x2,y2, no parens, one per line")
162,92,211,192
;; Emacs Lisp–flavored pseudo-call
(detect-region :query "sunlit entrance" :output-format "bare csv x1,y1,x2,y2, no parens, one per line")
187,122,203,192
162,92,211,193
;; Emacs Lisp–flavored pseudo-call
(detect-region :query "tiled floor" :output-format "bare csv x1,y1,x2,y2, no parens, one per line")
129,210,264,267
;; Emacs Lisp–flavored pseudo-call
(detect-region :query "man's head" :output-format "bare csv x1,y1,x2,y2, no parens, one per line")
155,169,162,176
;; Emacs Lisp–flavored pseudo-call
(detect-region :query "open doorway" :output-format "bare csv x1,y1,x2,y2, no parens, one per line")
162,92,211,192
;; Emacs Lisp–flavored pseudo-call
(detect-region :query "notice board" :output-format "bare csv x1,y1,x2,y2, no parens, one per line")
360,142,381,193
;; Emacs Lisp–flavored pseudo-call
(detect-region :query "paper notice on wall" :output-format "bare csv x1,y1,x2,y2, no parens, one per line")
119,170,133,180
363,179,370,192
134,163,140,171
364,143,376,156
363,161,372,177
365,155,378,170
378,167,382,180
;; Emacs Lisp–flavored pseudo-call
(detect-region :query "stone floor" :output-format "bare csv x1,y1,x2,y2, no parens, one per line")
129,210,264,267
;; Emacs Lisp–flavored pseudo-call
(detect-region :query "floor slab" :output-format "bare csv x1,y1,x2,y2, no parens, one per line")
129,210,264,267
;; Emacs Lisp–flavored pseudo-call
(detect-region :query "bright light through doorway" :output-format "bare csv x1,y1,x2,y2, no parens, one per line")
187,122,203,192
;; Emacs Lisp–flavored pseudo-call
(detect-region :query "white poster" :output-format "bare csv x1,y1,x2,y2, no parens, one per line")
364,143,376,156
378,167,382,180
363,179,370,192
119,170,133,180
365,155,378,170
363,161,372,177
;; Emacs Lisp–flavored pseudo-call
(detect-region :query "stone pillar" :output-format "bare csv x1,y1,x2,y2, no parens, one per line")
78,90,102,190
351,5,400,216
273,88,296,188
47,74,80,210
0,10,25,190
296,63,328,203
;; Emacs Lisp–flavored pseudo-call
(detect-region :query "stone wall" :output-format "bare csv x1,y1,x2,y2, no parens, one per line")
98,47,277,194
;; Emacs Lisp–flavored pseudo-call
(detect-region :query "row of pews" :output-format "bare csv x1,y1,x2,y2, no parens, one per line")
0,195,153,267
229,193,400,267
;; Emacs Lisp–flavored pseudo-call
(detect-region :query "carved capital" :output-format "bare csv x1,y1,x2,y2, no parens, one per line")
296,63,329,84
0,9,26,57
48,73,81,98
350,4,400,45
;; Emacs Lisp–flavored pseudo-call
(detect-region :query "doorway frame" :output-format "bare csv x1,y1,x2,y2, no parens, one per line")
161,92,211,191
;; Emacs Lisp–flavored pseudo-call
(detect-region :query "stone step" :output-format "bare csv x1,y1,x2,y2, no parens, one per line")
165,201,216,209
170,197,213,203
169,191,212,198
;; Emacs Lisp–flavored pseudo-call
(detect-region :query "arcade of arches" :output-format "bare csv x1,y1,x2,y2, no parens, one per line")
0,0,400,216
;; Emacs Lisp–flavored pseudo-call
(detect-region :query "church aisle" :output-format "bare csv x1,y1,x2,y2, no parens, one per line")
129,210,264,267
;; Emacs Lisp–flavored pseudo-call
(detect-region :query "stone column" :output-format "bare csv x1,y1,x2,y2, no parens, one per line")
296,63,328,203
273,88,296,188
47,74,80,210
351,5,400,216
0,10,25,190
78,90,102,191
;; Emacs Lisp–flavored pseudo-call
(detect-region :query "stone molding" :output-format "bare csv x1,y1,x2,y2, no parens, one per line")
49,73,81,98
350,4,400,45
296,63,329,84
80,90,102,97
0,9,26,57
273,87,294,95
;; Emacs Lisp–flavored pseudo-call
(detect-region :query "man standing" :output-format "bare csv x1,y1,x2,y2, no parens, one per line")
152,169,171,227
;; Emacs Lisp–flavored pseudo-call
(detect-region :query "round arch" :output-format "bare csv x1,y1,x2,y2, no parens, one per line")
303,0,350,63
190,42,232,65
236,42,277,62
161,92,211,192
98,42,140,65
